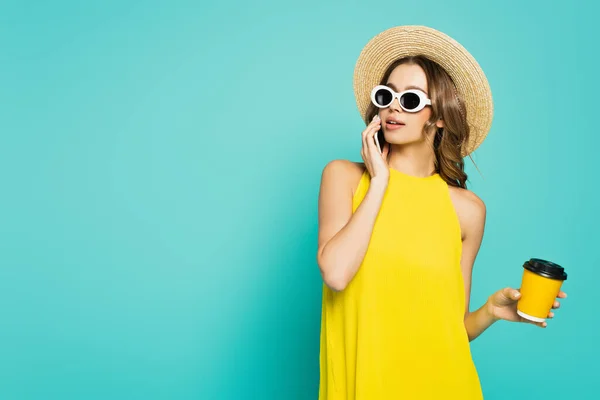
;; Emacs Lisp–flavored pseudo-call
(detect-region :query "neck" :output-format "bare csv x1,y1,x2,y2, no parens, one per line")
387,143,437,178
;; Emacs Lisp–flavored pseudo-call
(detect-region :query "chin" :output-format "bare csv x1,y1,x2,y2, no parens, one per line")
386,130,420,141
386,133,416,143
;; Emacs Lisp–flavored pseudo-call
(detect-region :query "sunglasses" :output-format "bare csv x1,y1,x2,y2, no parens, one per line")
370,85,432,113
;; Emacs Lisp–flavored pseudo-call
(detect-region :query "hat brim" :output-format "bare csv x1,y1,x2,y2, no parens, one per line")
353,25,494,157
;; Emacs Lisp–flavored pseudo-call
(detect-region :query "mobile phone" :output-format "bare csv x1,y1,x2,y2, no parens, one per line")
374,128,386,154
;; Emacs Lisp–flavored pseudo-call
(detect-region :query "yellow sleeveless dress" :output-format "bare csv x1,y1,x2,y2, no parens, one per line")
319,166,483,399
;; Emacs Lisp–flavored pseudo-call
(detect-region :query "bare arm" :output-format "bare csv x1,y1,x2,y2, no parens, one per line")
456,189,563,340
453,190,493,341
316,160,387,292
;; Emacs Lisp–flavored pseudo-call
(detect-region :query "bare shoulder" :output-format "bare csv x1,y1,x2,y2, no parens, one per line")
448,186,486,212
321,159,366,197
447,185,486,240
317,160,368,273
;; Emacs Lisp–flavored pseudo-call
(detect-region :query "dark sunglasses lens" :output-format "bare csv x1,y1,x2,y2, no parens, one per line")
374,88,393,106
400,92,421,110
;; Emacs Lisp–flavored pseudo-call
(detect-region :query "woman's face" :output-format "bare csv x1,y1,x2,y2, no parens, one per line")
378,63,442,147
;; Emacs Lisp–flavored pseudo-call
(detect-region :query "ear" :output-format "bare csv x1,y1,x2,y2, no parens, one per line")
435,118,444,129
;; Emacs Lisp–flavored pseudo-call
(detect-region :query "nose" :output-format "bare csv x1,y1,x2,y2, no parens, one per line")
388,96,403,113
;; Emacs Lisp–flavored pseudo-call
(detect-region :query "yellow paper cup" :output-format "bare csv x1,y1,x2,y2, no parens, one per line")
517,258,567,322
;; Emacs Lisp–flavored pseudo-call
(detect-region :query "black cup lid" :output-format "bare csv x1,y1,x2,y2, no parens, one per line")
523,258,567,281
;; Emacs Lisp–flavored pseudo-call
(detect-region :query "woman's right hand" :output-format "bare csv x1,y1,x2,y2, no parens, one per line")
361,114,390,184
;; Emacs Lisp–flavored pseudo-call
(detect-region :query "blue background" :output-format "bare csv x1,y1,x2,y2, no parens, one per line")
1,0,597,398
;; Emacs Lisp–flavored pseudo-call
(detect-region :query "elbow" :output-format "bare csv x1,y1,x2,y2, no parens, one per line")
318,261,349,292
324,274,348,292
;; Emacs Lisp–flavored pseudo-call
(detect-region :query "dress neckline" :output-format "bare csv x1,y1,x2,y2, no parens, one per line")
388,166,440,181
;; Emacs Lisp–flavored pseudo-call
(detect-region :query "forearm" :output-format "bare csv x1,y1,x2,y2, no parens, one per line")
464,300,498,342
318,179,387,291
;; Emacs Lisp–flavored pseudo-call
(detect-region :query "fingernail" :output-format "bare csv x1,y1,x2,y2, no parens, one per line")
374,114,380,120
514,291,520,297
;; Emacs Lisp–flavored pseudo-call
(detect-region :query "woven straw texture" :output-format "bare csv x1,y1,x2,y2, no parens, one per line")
353,25,494,156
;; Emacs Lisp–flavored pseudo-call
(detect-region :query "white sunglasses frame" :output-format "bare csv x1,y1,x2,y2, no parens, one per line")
370,85,432,112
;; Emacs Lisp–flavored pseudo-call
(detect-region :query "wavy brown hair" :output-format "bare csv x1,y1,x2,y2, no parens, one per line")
364,55,480,189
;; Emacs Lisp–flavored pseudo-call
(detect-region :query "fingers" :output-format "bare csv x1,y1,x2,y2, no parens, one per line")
362,115,380,150
535,319,548,328
520,315,547,328
552,290,566,308
369,115,381,142
364,117,381,154
382,142,390,159
502,287,521,301
512,288,568,328
362,118,374,144
362,115,380,139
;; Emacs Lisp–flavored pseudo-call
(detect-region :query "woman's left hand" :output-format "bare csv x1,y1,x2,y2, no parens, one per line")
486,287,568,328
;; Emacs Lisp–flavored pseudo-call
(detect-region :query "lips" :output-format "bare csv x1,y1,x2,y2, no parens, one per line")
386,117,405,125
386,121,405,130
385,116,405,130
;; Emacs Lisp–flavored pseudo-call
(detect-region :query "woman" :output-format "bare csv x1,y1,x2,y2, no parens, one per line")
316,26,567,399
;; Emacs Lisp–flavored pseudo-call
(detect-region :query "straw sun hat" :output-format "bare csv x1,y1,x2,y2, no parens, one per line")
353,25,494,157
